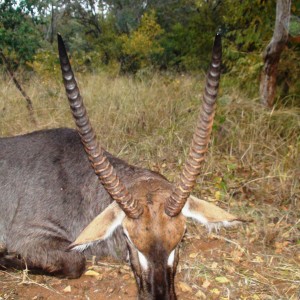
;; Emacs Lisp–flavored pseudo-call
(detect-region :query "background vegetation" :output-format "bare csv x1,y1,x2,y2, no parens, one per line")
0,0,299,299
0,0,300,103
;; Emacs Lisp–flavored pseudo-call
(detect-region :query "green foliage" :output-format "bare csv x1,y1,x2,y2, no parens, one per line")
104,0,145,34
289,15,300,37
27,48,59,80
215,0,300,102
276,48,300,106
120,10,164,72
222,0,276,51
0,0,299,104
92,15,123,70
159,13,217,71
62,15,123,75
217,0,275,95
0,0,41,65
149,0,220,71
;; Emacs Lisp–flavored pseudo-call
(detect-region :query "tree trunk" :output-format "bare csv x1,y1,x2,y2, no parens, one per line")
50,2,55,44
259,0,291,108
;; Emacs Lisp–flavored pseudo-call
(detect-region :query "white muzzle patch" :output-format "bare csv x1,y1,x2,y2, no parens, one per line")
167,249,175,267
138,250,149,271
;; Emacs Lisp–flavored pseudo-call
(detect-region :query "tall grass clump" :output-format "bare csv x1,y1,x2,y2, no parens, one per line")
0,71,299,208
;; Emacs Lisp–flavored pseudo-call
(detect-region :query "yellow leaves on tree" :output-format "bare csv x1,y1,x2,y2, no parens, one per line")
121,11,164,69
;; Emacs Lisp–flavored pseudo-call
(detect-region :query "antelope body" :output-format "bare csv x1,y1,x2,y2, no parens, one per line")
0,34,242,299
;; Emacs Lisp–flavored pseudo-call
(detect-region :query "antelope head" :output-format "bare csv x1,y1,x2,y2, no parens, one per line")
58,34,242,299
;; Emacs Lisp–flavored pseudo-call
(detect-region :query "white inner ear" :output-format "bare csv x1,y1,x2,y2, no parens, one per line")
102,208,126,240
182,200,209,225
182,195,242,232
72,242,94,252
71,202,125,252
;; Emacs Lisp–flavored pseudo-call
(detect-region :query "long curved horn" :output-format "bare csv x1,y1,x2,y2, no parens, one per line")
57,34,143,219
165,33,222,217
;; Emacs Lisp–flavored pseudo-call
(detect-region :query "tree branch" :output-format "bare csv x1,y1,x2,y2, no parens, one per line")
259,0,291,108
0,51,37,124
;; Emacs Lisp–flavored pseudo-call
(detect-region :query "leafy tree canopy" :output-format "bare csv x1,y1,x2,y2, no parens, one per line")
0,0,41,64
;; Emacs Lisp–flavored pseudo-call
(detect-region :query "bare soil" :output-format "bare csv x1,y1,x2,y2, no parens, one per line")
1,222,299,300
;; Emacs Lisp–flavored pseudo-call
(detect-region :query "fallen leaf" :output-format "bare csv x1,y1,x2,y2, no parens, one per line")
274,241,290,254
195,290,207,299
253,256,264,263
63,285,71,293
215,276,230,284
231,250,244,263
215,191,222,200
224,265,235,274
210,288,220,295
122,274,131,280
253,272,268,284
84,270,101,277
202,280,211,289
189,252,198,258
178,281,193,292
119,267,130,274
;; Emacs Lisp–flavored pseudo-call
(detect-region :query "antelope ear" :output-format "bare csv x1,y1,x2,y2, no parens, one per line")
182,195,244,231
69,202,125,251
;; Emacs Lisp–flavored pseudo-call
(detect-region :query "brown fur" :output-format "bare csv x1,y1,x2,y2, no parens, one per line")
124,178,186,255
123,178,185,299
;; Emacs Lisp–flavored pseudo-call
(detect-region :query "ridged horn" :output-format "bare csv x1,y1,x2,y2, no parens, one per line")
57,34,143,219
165,33,222,217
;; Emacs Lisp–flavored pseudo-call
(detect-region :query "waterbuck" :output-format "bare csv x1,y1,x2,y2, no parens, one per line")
0,34,242,299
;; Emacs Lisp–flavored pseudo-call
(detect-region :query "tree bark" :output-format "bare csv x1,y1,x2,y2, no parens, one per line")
50,2,55,44
259,0,291,108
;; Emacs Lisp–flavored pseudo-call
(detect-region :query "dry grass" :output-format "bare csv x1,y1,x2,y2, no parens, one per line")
0,71,299,299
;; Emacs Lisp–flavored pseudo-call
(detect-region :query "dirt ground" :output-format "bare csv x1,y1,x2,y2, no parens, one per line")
1,218,299,300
